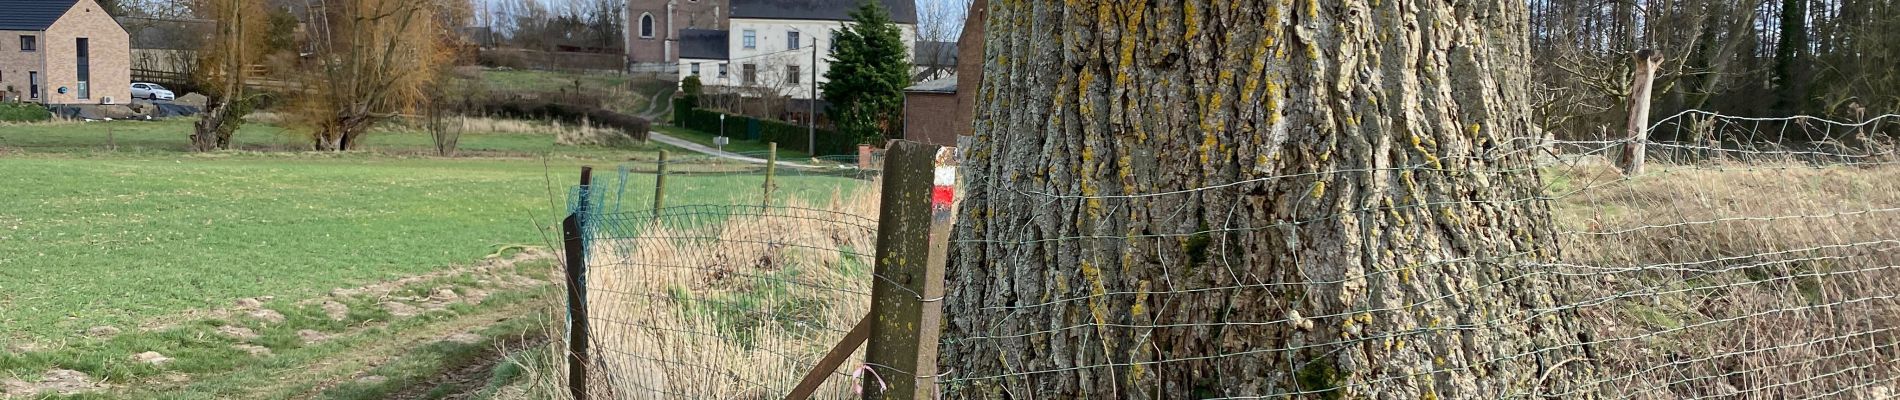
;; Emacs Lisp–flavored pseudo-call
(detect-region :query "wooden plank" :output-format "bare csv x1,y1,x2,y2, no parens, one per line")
861,140,956,400
782,314,874,400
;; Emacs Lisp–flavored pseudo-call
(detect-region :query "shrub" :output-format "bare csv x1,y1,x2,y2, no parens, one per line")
0,102,51,122
466,97,651,144
672,99,855,156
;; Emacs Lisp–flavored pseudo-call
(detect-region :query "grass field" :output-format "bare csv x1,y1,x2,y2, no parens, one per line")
0,118,651,158
0,117,865,399
473,69,676,116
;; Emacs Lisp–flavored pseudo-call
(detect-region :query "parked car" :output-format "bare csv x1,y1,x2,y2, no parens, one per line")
131,83,175,101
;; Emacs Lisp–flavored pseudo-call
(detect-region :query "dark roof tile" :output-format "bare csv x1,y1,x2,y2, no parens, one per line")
0,0,79,31
679,29,730,60
914,41,955,67
730,0,917,25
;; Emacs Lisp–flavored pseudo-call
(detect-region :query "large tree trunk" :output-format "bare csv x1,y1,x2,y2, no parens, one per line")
192,99,233,151
942,1,1597,398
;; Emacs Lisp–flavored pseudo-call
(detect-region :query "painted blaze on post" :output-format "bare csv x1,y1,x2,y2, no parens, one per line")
932,147,958,215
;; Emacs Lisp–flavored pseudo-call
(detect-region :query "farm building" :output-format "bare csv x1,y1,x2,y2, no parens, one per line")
0,0,131,105
901,76,957,147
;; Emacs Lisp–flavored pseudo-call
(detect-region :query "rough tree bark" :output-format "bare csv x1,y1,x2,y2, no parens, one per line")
943,1,1597,399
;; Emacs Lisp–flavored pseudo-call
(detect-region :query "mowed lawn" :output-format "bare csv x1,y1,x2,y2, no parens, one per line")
0,119,864,344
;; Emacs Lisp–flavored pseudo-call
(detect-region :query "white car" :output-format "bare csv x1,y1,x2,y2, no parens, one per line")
131,82,175,101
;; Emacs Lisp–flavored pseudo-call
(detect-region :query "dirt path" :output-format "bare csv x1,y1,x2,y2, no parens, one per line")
137,248,552,334
385,335,550,400
635,88,673,120
280,300,549,400
647,130,828,169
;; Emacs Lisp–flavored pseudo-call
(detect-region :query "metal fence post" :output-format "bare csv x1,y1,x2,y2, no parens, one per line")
563,166,594,400
653,149,668,212
764,142,778,207
861,140,956,399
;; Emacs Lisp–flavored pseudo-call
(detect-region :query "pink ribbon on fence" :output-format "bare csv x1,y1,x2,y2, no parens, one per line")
852,364,889,395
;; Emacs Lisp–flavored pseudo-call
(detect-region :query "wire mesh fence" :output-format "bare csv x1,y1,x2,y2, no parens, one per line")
565,152,883,399
933,112,1900,399
563,112,1900,399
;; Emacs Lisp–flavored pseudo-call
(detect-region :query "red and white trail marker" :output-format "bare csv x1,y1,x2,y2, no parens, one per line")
931,148,958,213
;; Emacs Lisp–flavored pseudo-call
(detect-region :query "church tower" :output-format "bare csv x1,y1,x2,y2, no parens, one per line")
627,0,728,65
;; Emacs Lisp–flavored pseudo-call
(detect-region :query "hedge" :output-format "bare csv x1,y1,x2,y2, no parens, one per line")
673,98,856,156
466,96,651,142
0,102,51,122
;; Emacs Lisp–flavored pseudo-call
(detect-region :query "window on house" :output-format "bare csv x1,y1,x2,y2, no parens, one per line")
20,36,37,52
788,32,800,50
829,31,838,51
76,38,90,99
718,63,728,78
788,65,800,84
690,63,701,76
742,30,756,49
640,14,655,38
742,64,757,85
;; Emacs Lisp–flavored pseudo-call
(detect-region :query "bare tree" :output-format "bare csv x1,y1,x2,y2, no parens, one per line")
909,0,966,81
734,54,802,119
914,0,968,44
190,0,270,151
288,0,466,151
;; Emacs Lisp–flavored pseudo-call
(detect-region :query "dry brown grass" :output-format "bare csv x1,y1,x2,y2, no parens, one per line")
577,188,881,399
1551,158,1900,398
541,154,1900,399
251,112,627,145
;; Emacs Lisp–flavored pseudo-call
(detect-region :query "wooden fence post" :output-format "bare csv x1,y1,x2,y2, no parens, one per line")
764,142,778,207
653,149,668,212
1619,49,1663,175
860,140,956,400
563,166,594,400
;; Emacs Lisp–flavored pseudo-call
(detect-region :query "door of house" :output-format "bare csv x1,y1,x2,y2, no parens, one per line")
28,71,39,100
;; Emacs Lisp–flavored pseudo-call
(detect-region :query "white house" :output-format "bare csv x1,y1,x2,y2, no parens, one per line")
663,0,917,100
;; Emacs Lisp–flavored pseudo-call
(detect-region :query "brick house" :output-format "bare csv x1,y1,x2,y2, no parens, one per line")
902,77,957,147
0,0,131,104
898,0,985,146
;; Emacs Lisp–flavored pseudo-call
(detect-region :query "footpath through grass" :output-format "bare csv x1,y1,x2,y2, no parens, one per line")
651,124,816,160
0,155,567,342
0,156,861,344
0,119,865,344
